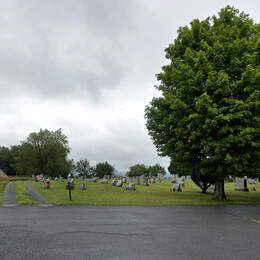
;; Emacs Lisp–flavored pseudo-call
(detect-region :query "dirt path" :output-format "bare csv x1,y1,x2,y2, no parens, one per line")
24,181,48,205
3,182,16,205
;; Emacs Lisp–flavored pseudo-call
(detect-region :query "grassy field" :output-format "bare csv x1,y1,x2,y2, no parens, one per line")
0,180,8,204
30,179,260,206
15,181,35,205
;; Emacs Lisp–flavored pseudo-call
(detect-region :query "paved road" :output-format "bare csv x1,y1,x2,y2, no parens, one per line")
24,181,49,205
3,182,16,205
0,205,259,260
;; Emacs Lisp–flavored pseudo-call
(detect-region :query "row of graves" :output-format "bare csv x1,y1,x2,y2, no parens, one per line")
34,173,186,192
33,174,51,189
191,176,259,194
170,175,259,193
207,176,259,193
98,174,164,191
235,176,258,192
171,176,185,192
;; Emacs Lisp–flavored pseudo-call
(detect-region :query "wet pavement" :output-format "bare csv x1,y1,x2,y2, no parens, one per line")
24,181,48,205
0,205,259,259
3,182,16,205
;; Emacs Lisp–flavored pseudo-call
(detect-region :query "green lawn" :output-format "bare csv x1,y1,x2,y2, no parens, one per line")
30,179,260,206
0,180,8,204
15,181,35,205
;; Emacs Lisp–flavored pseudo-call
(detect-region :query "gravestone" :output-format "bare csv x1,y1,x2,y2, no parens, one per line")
171,183,182,192
80,180,87,190
100,178,109,184
125,183,136,190
44,178,51,189
235,177,249,191
248,178,257,184
111,179,117,186
208,184,215,193
116,180,123,187
143,177,149,186
92,177,99,182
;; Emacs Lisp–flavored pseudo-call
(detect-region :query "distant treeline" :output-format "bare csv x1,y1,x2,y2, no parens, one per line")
0,129,166,179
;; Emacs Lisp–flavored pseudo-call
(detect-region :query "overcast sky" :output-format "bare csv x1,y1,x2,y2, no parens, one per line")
0,0,259,172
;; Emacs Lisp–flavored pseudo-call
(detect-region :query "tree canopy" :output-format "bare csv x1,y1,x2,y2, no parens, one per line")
0,146,19,176
94,161,115,178
15,129,72,177
76,159,93,178
126,164,165,177
147,164,166,176
145,6,260,199
127,164,148,177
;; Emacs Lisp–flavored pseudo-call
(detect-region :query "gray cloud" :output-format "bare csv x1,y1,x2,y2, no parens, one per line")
0,0,139,99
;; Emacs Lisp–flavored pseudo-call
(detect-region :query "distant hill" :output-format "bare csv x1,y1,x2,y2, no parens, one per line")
115,171,126,176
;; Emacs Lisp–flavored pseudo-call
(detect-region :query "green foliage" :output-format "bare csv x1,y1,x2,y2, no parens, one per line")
94,161,115,178
0,146,20,176
15,129,72,177
145,6,260,187
191,172,216,193
0,180,8,204
15,181,35,205
127,164,148,177
147,164,166,176
76,159,93,178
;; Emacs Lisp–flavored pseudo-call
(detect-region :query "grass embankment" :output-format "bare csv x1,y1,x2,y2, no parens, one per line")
0,180,9,204
15,181,35,205
9,176,32,181
30,179,260,206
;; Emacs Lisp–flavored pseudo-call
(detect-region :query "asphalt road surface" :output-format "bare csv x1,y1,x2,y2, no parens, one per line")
0,205,259,260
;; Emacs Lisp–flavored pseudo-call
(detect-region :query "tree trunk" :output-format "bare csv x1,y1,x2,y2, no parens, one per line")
215,179,226,200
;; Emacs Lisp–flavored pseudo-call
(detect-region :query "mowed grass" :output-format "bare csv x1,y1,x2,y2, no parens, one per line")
0,180,8,204
15,181,35,205
30,179,260,206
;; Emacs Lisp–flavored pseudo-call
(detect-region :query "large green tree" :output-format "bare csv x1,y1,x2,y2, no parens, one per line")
94,161,115,178
145,6,260,200
127,164,148,177
0,146,21,176
147,164,166,177
15,129,72,177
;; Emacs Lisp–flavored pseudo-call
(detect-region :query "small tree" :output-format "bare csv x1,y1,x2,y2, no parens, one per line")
94,161,115,178
147,164,166,177
76,159,92,178
127,164,148,177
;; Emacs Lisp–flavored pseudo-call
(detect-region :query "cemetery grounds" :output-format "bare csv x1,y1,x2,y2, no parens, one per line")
0,178,260,205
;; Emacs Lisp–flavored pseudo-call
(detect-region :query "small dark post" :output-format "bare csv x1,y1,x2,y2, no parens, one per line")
67,173,73,201
244,176,249,192
68,182,72,201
